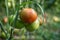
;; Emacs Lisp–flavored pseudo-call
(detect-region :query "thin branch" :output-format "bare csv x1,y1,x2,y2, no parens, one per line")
0,21,7,35
8,28,14,40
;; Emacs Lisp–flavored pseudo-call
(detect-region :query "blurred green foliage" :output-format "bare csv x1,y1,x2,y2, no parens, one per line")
0,0,60,40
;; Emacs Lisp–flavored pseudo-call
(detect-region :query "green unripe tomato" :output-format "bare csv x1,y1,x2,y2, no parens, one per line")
8,2,12,8
25,18,40,32
1,32,6,38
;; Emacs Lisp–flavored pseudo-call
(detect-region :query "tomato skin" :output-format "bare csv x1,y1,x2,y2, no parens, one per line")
40,17,43,25
20,8,38,23
1,32,6,39
53,16,60,22
25,18,40,32
2,16,8,23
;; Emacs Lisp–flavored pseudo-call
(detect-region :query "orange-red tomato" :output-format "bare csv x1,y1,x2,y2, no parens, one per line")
20,8,38,23
3,16,8,23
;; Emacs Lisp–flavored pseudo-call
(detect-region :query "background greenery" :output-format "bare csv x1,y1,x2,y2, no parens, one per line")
0,0,60,40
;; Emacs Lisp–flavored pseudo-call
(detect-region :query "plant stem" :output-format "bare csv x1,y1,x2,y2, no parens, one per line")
8,28,14,40
12,0,15,13
5,0,12,40
0,21,7,35
5,0,9,16
36,3,44,23
0,21,9,40
5,0,9,23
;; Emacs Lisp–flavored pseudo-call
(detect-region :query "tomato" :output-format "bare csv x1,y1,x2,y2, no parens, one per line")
25,18,40,32
2,16,8,24
8,2,12,8
1,32,6,38
20,8,38,23
39,16,47,25
8,0,15,8
53,16,60,22
40,17,43,25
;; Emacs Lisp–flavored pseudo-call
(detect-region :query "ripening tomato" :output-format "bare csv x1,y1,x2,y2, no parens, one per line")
25,18,40,32
20,8,38,23
2,16,8,24
40,17,43,25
